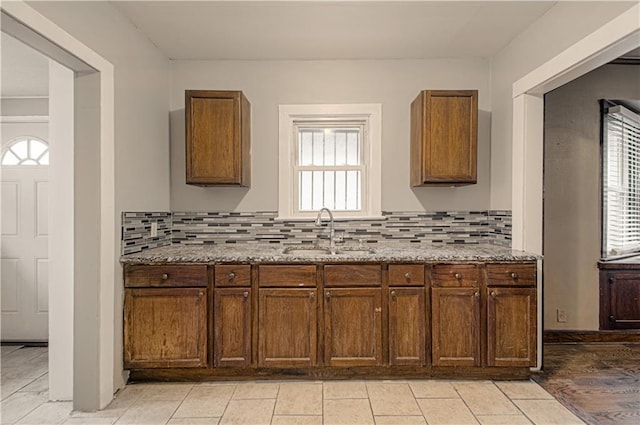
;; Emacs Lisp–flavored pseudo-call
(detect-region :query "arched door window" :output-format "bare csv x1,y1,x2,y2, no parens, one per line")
1,137,49,165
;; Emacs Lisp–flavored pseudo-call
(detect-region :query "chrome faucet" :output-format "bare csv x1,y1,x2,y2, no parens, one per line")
315,208,336,254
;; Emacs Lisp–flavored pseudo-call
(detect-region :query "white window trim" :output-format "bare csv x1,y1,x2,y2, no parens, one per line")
278,103,382,220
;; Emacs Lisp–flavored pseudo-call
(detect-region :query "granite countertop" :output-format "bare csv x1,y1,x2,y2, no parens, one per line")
121,242,541,264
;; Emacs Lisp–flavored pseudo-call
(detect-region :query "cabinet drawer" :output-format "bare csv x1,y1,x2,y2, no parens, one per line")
389,264,425,286
215,265,251,287
486,264,536,286
324,265,382,287
431,264,479,287
125,265,208,288
259,265,316,287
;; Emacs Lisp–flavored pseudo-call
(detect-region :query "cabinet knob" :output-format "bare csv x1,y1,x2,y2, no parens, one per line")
228,272,236,280
510,272,519,279
161,273,169,280
199,291,204,297
243,291,249,298
454,273,463,280
309,292,315,299
404,272,411,280
490,291,497,298
391,290,397,299
326,292,331,299
474,291,480,298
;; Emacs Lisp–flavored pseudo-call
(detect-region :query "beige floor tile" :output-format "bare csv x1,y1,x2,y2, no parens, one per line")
0,391,48,424
167,419,220,425
323,381,368,399
63,418,117,424
115,400,181,425
514,400,585,425
19,374,49,393
495,381,554,400
16,401,72,425
271,416,322,425
324,399,374,425
219,399,275,425
366,382,421,416
374,415,427,424
476,415,533,424
137,383,193,401
231,382,279,399
409,380,459,399
173,385,235,418
274,383,322,415
455,382,520,415
417,398,479,425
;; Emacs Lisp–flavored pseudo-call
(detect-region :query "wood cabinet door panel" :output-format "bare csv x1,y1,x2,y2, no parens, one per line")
431,287,480,366
324,288,382,366
487,287,536,367
124,288,207,369
214,288,251,367
258,289,317,367
389,288,426,365
606,272,640,329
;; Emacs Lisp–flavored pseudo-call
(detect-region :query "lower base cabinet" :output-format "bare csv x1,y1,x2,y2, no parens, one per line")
124,287,208,369
258,288,317,367
213,288,251,367
324,288,382,366
599,268,640,330
389,287,426,365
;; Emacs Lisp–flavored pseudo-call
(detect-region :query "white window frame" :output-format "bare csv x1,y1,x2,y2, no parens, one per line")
278,104,382,220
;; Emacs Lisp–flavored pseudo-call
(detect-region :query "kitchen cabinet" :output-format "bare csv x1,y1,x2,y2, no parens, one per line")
410,90,478,186
124,264,208,369
214,288,251,367
257,265,318,367
431,265,481,366
185,90,251,186
389,287,426,365
599,263,640,330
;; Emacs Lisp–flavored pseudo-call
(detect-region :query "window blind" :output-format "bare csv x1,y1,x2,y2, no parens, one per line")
603,104,640,258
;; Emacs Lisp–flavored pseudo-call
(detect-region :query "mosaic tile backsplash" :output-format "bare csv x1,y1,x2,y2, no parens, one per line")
122,210,511,254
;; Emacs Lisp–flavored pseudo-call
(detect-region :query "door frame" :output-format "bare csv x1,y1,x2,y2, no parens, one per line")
1,1,116,411
510,4,640,368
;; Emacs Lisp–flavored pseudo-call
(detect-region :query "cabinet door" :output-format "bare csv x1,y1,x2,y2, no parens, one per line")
389,287,426,366
487,287,536,367
186,90,250,186
258,289,317,367
431,287,480,366
324,288,382,366
124,288,207,369
214,288,251,367
603,272,640,329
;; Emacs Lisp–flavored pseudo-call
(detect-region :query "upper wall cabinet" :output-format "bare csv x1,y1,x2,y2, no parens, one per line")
410,90,478,186
185,90,251,186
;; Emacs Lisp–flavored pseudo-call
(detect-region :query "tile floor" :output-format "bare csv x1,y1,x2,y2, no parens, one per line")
1,345,584,425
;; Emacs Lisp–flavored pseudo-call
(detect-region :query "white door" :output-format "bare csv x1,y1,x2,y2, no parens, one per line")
1,137,49,341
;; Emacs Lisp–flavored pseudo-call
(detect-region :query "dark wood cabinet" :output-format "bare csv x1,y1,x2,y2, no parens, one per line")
258,288,318,367
431,287,481,366
324,288,382,366
410,90,478,186
486,287,536,367
599,265,640,330
389,287,426,365
214,288,251,367
185,90,250,186
124,287,207,369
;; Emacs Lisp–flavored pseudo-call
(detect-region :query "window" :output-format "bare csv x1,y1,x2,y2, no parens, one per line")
602,101,640,258
1,137,49,165
278,104,381,219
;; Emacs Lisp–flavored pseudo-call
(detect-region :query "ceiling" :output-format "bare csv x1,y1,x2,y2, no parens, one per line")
1,32,49,97
111,0,558,60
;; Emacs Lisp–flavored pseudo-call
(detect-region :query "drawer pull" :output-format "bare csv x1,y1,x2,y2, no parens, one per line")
474,291,480,298
510,272,519,279
326,292,331,299
490,291,497,298
161,273,169,280
243,291,249,298
404,272,411,280
454,273,463,280
391,290,397,299
228,272,236,280
309,292,315,299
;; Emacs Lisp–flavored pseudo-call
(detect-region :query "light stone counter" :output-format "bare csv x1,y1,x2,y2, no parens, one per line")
121,242,540,264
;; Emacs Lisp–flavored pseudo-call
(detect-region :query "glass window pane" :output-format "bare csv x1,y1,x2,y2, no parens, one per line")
346,131,360,165
2,151,20,165
299,131,313,166
299,171,312,211
323,171,335,210
30,139,47,159
346,170,361,210
335,131,347,165
335,171,346,210
312,131,324,166
39,152,50,165
22,159,38,165
10,140,28,159
312,170,324,210
324,131,336,166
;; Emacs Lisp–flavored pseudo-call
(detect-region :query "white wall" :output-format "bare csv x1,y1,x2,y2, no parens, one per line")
26,1,171,392
490,1,637,210
170,59,492,212
544,64,640,331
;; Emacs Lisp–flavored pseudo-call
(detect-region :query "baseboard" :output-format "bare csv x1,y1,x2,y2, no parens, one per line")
544,330,640,343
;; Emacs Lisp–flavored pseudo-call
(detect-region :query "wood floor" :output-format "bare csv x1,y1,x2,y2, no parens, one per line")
533,343,640,425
